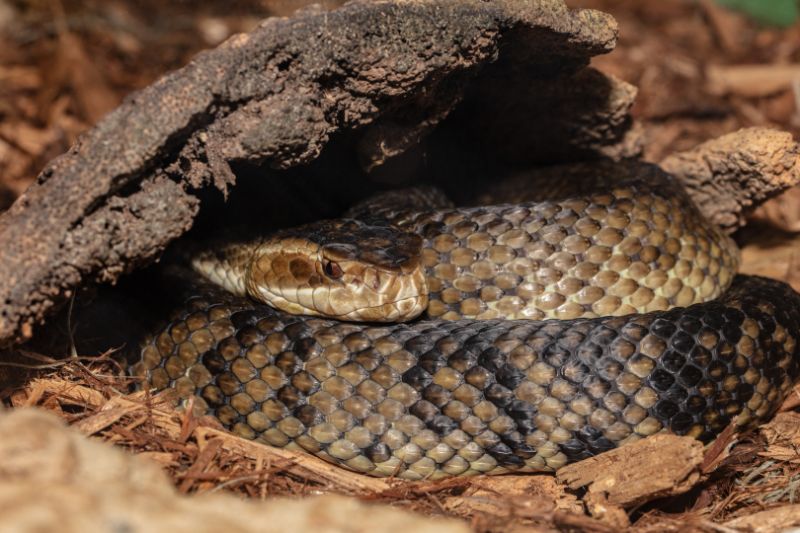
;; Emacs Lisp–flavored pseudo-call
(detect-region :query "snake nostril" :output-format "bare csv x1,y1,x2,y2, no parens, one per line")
360,269,381,291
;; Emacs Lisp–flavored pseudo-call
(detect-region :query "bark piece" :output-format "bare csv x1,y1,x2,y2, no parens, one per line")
660,127,800,232
582,492,630,529
0,0,625,346
724,505,800,532
706,64,800,98
555,434,704,508
759,411,800,462
437,475,584,531
700,0,750,56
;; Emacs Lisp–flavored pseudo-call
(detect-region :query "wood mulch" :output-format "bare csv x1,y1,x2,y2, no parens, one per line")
3,0,800,530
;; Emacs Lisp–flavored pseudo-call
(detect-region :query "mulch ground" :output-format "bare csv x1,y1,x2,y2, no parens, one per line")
3,0,800,531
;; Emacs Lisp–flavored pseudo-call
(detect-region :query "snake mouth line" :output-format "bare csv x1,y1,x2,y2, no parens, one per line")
346,294,427,313
258,286,427,321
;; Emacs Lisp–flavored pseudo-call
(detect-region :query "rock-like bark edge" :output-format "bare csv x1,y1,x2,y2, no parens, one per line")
0,0,624,345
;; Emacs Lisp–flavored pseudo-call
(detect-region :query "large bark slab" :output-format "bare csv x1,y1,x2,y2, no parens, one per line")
0,0,627,345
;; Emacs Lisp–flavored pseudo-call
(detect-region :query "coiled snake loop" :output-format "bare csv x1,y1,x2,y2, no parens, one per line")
134,176,800,480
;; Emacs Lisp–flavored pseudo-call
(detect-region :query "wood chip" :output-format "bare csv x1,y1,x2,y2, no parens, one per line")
556,434,704,508
583,492,630,529
759,412,800,461
137,451,179,467
700,422,737,474
700,0,748,55
72,403,140,435
178,437,224,493
724,504,800,532
434,474,582,529
707,64,800,98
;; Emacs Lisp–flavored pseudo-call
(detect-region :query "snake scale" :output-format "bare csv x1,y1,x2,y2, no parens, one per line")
134,174,800,480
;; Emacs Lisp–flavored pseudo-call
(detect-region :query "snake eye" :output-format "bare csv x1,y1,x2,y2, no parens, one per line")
323,260,343,279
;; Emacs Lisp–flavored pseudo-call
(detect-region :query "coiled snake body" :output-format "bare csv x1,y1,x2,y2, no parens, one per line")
134,175,800,480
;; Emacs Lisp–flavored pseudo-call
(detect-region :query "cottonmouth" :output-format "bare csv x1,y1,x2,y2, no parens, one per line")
133,174,800,480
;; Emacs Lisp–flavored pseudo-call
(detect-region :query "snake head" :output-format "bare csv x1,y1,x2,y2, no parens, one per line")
246,219,428,322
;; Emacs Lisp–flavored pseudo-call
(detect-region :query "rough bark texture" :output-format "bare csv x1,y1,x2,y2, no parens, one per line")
555,433,705,508
0,0,626,346
660,127,800,233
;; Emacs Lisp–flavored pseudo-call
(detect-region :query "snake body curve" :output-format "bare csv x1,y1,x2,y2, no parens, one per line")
136,275,800,479
135,176,800,480
191,177,739,323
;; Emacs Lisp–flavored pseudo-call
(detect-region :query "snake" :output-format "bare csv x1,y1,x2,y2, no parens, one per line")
133,172,800,480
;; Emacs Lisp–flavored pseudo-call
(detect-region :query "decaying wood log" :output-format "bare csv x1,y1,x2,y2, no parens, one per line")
0,0,628,346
